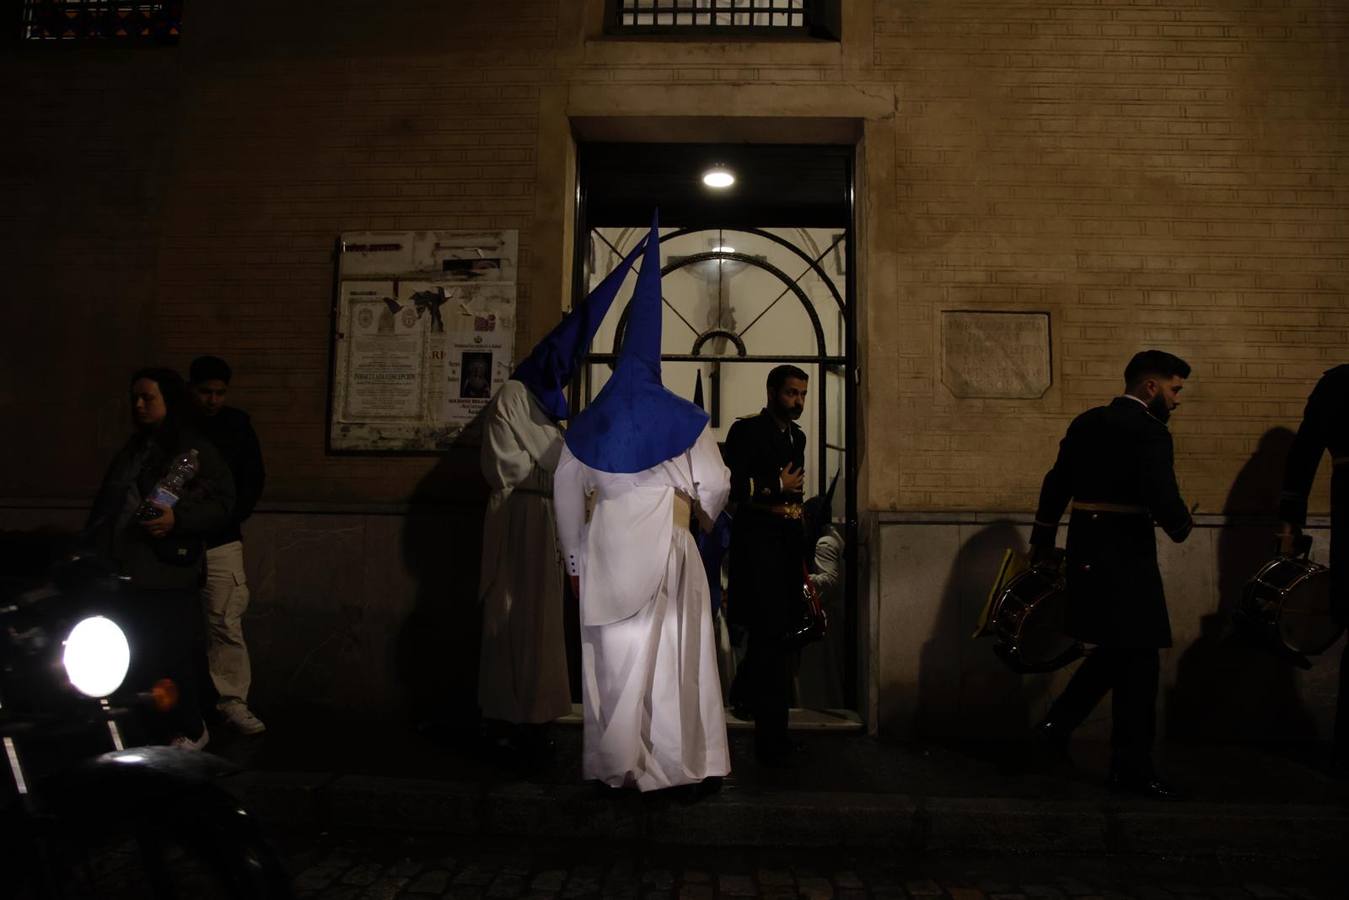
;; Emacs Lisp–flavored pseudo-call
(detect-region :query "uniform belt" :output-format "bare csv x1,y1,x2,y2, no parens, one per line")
749,501,804,520
1071,501,1148,515
673,492,693,532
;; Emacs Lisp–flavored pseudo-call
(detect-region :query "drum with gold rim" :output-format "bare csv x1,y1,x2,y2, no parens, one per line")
989,561,1084,674
1238,552,1341,669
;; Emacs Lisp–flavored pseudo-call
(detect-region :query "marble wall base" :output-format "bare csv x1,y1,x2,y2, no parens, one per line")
2,504,1340,745
0,504,487,727
872,516,1341,744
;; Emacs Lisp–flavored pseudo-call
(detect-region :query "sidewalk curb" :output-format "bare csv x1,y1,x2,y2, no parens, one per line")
226,770,1349,858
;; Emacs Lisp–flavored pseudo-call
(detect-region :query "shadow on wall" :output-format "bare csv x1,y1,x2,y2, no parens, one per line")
1167,427,1318,743
396,415,491,739
917,520,1049,741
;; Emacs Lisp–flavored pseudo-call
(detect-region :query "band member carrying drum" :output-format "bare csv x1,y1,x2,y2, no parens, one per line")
1277,364,1349,774
1029,350,1195,800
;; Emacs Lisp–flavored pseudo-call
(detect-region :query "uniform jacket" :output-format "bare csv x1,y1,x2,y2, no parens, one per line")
1030,396,1193,648
85,424,236,591
1280,364,1349,621
724,409,807,628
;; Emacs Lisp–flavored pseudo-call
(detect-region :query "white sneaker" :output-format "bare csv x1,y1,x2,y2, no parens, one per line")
219,702,266,735
171,724,210,752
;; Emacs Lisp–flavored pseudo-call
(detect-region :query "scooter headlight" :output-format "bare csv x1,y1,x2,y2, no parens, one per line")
61,615,130,698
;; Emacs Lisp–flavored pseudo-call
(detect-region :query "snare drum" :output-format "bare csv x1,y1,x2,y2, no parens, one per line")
990,564,1084,674
1238,554,1342,668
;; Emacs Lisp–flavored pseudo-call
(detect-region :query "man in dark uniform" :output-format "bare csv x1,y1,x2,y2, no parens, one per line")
1031,350,1195,799
1277,364,1349,773
726,365,808,764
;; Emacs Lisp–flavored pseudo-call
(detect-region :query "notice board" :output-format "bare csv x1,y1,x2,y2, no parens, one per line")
329,230,517,452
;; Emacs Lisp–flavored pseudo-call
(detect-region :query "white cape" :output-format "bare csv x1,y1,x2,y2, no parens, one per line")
554,424,731,791
477,380,572,724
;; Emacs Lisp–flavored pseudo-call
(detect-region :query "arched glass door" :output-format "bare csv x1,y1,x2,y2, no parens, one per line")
575,223,857,712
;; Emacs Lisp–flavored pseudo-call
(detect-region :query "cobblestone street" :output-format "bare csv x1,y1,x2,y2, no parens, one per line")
282,831,1343,900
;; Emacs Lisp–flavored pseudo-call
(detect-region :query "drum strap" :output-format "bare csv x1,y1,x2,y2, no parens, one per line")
1072,501,1148,515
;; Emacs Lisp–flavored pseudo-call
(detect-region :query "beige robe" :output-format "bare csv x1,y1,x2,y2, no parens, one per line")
476,380,572,724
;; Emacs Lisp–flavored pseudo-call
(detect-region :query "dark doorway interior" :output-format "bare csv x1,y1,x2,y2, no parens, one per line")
572,140,860,717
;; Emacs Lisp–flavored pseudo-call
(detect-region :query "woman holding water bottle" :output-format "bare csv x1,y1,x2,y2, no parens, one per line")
84,367,235,750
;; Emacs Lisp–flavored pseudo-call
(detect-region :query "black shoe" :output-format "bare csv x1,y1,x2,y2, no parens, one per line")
700,775,723,794
755,739,803,767
1034,719,1072,761
1108,770,1188,801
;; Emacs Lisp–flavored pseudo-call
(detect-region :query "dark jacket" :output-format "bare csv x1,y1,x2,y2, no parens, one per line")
193,406,265,548
84,424,236,591
725,409,806,509
725,409,807,628
1279,364,1349,621
1030,396,1194,648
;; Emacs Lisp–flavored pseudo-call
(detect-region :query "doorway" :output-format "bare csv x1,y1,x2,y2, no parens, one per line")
572,141,860,720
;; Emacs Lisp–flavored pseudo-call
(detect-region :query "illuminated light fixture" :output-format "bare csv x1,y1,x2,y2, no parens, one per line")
702,165,735,189
713,245,736,253
62,616,131,699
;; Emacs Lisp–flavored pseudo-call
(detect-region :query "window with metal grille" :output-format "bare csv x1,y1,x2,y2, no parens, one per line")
606,0,840,40
20,0,182,42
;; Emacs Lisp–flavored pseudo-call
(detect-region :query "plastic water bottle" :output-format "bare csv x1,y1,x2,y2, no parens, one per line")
136,449,200,521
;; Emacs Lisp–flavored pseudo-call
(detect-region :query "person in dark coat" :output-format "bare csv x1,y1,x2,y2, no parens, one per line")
1277,364,1349,772
190,355,267,735
726,364,809,764
84,368,235,750
1030,350,1194,799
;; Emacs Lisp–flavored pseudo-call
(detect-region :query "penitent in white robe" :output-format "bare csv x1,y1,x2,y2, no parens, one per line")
553,424,731,791
477,379,572,724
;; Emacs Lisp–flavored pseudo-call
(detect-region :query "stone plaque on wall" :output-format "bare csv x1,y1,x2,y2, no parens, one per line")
941,311,1051,399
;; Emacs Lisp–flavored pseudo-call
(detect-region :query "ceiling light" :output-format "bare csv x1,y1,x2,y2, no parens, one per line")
713,245,735,254
702,166,735,189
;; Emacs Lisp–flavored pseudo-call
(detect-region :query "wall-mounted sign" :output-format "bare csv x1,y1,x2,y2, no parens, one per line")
329,230,517,452
940,310,1052,400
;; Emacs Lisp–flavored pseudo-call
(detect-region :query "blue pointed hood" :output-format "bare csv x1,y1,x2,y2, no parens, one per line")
564,212,709,474
509,234,648,421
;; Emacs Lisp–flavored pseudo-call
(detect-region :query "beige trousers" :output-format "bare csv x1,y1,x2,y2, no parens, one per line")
202,540,252,707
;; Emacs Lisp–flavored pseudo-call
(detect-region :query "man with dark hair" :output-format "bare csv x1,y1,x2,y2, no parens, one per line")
726,364,810,764
1276,364,1349,773
85,368,235,750
189,355,267,735
1030,350,1194,799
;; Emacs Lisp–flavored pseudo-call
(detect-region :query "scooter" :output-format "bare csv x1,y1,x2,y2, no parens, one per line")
1,555,292,898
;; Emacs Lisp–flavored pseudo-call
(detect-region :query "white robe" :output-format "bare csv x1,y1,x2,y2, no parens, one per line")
477,380,572,724
553,424,731,791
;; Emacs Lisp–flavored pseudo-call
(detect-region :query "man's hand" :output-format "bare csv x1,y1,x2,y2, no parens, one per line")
779,462,804,494
570,575,580,599
140,502,175,538
1276,523,1300,557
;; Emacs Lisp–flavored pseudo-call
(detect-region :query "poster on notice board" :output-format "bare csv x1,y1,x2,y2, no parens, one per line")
329,230,517,452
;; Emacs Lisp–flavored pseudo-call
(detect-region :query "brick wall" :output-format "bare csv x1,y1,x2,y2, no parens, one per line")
2,0,1345,515
871,0,1349,513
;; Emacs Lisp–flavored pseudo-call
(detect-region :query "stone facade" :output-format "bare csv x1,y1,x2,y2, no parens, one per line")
2,1,1345,737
